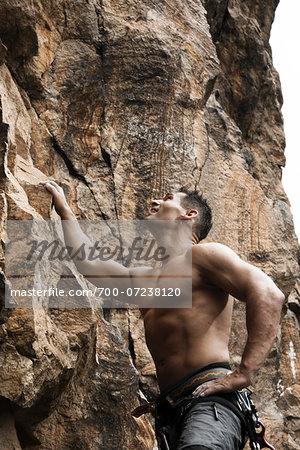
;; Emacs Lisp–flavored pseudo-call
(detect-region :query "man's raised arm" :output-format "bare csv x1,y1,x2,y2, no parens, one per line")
192,243,285,397
39,180,131,288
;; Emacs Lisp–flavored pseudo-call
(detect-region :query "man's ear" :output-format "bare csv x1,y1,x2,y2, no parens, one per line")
181,209,198,220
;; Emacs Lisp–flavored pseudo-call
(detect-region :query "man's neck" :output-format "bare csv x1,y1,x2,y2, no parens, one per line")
156,234,192,260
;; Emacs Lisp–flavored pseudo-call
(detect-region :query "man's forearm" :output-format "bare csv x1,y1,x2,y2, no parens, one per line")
58,207,130,285
60,208,76,221
238,287,285,381
59,207,95,272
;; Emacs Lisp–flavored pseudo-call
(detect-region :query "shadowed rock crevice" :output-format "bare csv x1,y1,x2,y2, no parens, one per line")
0,397,22,449
202,0,283,141
52,136,89,185
0,5,43,98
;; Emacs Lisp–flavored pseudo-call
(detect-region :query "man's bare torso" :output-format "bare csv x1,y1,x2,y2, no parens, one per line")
139,245,233,391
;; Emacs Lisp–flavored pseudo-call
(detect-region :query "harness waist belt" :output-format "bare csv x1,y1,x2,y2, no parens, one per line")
132,365,232,418
163,367,232,405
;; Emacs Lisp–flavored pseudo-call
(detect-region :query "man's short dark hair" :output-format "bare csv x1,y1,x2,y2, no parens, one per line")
179,188,213,242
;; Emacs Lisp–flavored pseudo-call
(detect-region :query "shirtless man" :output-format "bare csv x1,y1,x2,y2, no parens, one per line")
40,180,285,449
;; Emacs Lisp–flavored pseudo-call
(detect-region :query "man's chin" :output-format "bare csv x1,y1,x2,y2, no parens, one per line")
144,213,158,220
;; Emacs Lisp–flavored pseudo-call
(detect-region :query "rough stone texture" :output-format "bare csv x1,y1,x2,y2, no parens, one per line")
0,0,299,449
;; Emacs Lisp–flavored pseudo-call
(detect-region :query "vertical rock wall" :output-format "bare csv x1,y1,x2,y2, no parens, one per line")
0,0,299,448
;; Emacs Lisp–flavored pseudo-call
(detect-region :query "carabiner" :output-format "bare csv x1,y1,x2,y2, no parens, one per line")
254,420,275,450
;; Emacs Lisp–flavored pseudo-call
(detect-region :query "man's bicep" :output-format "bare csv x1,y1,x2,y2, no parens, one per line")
207,254,253,300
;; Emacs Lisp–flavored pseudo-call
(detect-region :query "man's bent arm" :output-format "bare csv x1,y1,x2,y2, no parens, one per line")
238,278,284,381
192,243,285,396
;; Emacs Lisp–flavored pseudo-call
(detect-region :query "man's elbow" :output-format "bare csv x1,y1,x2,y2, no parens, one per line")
278,290,285,304
269,285,285,310
252,281,285,311
73,259,93,277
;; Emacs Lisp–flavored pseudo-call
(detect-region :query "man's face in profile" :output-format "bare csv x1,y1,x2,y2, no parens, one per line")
146,192,187,221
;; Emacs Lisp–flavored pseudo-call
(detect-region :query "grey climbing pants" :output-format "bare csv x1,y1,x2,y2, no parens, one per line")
156,397,248,450
175,400,247,450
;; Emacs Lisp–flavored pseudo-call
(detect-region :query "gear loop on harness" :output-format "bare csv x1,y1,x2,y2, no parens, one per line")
235,389,275,450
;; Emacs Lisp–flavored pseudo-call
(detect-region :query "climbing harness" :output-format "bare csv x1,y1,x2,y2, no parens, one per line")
133,390,276,450
236,389,275,450
132,367,276,450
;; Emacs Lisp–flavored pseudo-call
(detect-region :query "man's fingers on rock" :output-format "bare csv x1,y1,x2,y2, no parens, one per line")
44,183,57,193
39,179,58,187
47,180,59,188
50,181,64,193
46,181,63,193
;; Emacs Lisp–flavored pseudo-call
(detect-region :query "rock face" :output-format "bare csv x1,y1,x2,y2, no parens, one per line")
0,0,299,449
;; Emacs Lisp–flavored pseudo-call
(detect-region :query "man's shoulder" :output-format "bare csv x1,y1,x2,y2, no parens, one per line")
192,242,240,268
192,242,234,255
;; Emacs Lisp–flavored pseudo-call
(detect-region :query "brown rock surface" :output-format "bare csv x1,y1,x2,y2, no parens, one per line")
0,0,299,449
